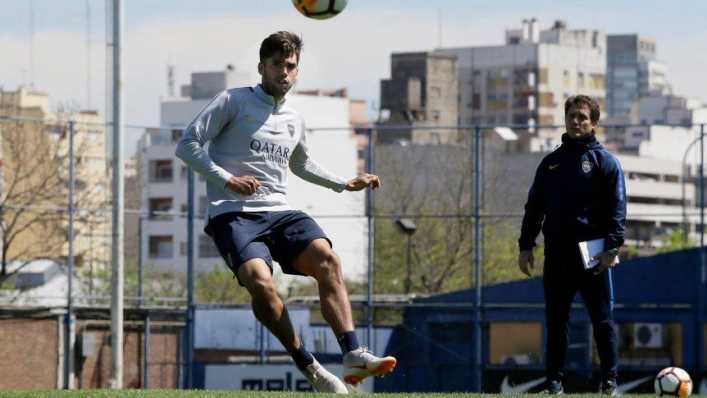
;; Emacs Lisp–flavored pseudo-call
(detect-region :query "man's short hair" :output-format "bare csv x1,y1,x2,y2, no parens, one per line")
260,31,303,63
564,95,600,123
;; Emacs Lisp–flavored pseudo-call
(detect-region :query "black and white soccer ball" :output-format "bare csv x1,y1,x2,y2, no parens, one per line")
654,367,693,397
292,0,348,20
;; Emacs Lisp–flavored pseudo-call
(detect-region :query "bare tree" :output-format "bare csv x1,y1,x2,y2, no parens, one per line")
373,140,474,295
372,134,537,295
0,117,109,281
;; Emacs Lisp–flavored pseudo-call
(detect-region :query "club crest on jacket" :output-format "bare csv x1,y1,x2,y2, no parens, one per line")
582,160,592,173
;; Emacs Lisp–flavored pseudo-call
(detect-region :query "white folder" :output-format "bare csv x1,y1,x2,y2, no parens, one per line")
578,238,619,270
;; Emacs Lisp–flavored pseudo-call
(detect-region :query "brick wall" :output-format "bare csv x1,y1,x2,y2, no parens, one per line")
0,315,182,390
76,323,181,389
0,318,58,389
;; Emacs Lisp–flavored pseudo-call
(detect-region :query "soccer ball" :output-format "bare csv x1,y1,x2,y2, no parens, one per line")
654,367,693,397
292,0,348,20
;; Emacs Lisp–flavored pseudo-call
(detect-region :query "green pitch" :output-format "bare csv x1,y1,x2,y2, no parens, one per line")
0,392,704,398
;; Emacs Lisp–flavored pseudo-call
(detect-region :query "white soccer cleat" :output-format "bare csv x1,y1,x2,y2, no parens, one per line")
342,347,397,385
301,358,349,394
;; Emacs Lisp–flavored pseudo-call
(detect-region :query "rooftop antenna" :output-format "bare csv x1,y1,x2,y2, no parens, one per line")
86,0,92,109
167,61,175,97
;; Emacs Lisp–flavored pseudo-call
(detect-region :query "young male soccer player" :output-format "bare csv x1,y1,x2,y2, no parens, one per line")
175,31,396,393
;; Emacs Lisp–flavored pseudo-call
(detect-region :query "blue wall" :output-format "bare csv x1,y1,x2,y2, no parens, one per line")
377,248,706,392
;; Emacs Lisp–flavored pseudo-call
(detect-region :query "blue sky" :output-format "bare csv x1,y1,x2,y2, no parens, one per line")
1,0,707,155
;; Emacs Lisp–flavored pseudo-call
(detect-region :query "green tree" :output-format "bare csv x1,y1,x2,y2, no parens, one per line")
656,229,695,254
81,259,188,305
195,267,251,304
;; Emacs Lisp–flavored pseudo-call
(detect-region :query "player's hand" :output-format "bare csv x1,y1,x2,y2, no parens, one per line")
226,175,261,195
518,250,534,277
593,251,619,275
345,173,381,191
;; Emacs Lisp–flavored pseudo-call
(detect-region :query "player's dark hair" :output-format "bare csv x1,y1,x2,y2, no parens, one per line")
260,31,303,63
564,95,600,123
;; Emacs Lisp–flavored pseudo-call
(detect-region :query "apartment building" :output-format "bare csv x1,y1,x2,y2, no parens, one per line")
436,19,606,151
617,154,693,246
606,34,669,122
378,51,459,144
0,86,110,269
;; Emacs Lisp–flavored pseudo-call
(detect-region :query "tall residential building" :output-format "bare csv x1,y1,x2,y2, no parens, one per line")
139,71,367,280
436,19,606,151
0,87,110,270
378,52,459,144
606,34,669,122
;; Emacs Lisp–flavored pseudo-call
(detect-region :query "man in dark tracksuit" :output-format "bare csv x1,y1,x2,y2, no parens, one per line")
518,95,626,395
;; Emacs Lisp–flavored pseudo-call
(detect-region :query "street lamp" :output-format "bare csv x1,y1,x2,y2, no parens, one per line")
682,132,705,245
395,218,417,294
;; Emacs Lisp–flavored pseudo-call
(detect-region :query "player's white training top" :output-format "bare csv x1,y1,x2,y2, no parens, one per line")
175,85,347,217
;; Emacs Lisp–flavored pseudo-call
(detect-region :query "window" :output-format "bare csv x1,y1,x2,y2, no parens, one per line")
538,68,549,84
611,322,682,367
472,93,481,110
149,159,173,183
199,196,208,217
538,115,554,126
171,129,183,143
590,73,606,89
627,196,683,206
149,197,173,220
149,235,173,259
563,70,571,88
489,322,543,365
431,110,441,122
180,241,188,256
528,71,536,86
199,234,220,258
538,92,555,107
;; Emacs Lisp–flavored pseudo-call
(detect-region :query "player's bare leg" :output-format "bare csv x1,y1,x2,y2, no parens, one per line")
292,239,353,334
238,258,347,393
293,238,397,385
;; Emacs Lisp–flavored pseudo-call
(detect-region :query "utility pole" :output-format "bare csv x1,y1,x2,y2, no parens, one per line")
109,0,124,389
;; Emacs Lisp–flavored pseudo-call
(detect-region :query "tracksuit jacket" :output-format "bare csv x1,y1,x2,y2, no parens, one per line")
519,133,626,252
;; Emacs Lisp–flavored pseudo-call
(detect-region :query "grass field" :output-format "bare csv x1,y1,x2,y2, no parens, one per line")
0,392,704,398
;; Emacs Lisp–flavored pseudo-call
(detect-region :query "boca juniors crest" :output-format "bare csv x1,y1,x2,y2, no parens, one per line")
582,160,592,173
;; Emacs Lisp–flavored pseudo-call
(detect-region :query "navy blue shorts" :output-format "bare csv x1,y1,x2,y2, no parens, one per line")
204,210,330,285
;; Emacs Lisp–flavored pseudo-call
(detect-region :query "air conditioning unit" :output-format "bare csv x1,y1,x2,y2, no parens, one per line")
633,323,664,348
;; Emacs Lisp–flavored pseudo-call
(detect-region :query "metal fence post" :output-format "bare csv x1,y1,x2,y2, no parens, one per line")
366,128,376,347
64,120,76,389
185,166,195,388
473,125,483,392
698,123,705,384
